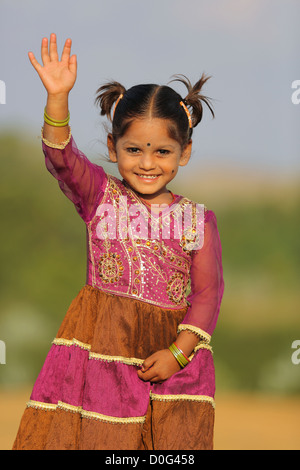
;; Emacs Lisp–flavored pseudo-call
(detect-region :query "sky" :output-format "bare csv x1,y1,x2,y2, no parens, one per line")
0,0,299,175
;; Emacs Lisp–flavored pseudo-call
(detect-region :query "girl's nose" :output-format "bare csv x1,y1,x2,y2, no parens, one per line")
138,153,156,170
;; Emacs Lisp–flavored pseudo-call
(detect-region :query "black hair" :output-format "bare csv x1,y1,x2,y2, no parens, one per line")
95,74,214,149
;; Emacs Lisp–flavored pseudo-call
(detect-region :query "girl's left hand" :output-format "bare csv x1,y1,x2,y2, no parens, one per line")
137,349,181,383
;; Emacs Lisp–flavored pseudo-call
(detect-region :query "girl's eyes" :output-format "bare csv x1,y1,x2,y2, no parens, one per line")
126,147,170,156
126,147,140,154
157,149,170,156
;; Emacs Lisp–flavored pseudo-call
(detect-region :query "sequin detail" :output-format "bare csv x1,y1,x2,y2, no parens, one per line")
98,253,124,284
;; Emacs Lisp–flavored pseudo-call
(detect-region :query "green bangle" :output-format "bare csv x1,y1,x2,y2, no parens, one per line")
44,107,70,127
169,343,189,368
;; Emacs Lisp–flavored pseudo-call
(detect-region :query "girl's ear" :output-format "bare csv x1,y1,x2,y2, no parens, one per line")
179,140,192,167
107,134,117,162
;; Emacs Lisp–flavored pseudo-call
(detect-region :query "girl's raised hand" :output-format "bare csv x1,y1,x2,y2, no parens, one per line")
28,33,77,97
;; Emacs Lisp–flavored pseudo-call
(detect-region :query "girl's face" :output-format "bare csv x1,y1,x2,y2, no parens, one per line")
107,118,192,204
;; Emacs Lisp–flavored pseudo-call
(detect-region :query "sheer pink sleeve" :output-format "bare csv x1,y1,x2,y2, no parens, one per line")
42,135,107,223
178,209,224,344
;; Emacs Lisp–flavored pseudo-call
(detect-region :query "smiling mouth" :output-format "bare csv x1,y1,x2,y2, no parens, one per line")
135,173,161,180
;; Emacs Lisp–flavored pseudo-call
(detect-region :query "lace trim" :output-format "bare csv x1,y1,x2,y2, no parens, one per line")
57,401,82,414
26,400,57,412
150,393,215,408
177,324,211,344
188,342,213,360
89,352,144,367
26,400,146,424
193,343,212,353
81,410,145,424
52,337,91,351
41,126,72,149
52,336,212,365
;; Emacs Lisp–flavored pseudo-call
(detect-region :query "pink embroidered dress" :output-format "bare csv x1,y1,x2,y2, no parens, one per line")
13,134,224,450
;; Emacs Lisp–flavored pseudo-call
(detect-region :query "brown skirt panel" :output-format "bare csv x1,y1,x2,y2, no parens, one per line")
13,400,214,450
56,285,188,359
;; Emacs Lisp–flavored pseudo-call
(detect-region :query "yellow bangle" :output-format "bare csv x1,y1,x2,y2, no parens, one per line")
44,107,70,127
168,343,189,368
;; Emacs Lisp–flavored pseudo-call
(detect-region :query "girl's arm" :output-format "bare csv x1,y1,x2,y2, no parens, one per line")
28,33,76,144
29,34,107,222
138,209,224,383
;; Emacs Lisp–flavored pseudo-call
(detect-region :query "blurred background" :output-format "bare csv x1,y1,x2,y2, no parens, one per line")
0,0,299,450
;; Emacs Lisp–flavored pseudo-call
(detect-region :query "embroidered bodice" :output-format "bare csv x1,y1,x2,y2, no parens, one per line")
87,174,203,309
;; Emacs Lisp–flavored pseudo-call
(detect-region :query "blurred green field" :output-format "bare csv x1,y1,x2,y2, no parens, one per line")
0,132,299,396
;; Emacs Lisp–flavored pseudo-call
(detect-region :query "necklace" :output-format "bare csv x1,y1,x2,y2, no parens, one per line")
139,191,176,207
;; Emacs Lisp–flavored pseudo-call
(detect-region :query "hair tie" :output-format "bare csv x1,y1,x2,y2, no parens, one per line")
180,101,193,129
113,94,123,119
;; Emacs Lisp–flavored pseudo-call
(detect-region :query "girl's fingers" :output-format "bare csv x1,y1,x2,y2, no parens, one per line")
61,38,72,63
149,376,162,384
137,369,155,382
69,54,77,76
49,33,59,61
141,357,155,372
28,52,42,73
41,37,50,65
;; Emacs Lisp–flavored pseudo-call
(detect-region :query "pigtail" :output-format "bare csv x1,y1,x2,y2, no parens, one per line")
169,74,214,128
95,81,126,121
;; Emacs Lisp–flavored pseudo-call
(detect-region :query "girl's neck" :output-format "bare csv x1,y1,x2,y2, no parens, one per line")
122,179,176,206
139,191,176,207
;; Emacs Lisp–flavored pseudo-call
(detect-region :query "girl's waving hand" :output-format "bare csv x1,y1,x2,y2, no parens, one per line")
28,33,77,96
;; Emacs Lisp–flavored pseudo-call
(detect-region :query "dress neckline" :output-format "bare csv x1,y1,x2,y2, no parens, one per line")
121,179,180,207
139,191,177,208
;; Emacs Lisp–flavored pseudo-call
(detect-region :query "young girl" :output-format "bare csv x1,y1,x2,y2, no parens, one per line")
13,34,224,451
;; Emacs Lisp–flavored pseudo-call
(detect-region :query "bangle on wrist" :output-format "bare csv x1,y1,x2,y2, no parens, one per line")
44,107,70,127
168,342,190,368
173,342,190,362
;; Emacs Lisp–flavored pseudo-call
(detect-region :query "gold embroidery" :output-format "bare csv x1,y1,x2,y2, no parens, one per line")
179,202,205,252
150,392,215,408
98,252,124,284
146,255,168,285
166,273,185,305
